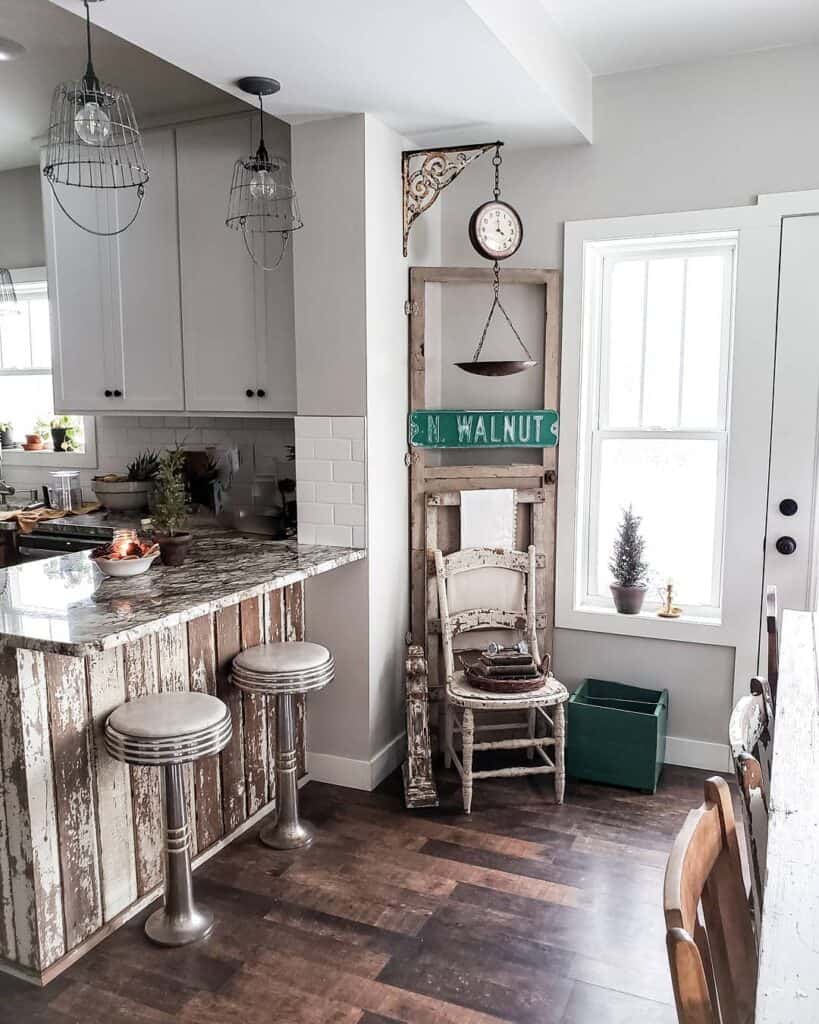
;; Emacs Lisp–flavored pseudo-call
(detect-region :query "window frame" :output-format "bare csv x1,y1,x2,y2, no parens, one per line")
0,268,97,469
580,238,737,618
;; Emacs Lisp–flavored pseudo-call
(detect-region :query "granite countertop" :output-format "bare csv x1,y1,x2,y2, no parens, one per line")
0,532,364,656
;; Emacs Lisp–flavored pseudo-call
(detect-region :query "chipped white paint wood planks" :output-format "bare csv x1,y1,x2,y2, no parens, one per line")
0,584,306,983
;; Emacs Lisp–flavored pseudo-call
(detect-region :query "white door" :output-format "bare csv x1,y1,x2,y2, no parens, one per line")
176,115,260,413
764,213,819,617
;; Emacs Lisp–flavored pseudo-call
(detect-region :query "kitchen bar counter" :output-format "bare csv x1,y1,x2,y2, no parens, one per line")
0,532,363,656
0,535,364,983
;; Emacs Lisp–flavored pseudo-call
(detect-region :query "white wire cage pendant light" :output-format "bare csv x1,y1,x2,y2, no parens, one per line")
0,270,19,315
225,77,303,271
42,0,149,237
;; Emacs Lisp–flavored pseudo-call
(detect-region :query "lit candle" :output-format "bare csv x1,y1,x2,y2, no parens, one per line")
112,528,138,559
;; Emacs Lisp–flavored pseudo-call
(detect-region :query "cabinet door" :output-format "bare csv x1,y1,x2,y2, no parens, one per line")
254,230,297,412
113,127,184,411
43,167,121,412
177,116,260,412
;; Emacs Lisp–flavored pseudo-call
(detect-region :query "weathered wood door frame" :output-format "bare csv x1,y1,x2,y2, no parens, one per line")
407,265,561,690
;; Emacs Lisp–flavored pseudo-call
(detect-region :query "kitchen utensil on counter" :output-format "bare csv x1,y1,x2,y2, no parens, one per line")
48,470,82,511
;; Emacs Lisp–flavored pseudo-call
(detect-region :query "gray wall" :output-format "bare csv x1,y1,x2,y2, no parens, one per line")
0,166,45,268
438,43,819,761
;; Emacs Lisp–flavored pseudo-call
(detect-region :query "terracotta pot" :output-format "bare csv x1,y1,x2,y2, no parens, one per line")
156,531,193,567
24,434,44,451
610,583,647,615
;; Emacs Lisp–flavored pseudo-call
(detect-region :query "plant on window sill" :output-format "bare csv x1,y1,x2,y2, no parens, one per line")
609,505,649,615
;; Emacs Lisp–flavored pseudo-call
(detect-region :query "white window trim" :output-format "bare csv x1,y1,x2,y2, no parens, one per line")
579,237,736,620
2,268,98,470
557,202,783,650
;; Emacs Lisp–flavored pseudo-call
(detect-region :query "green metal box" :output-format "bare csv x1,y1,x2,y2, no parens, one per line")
567,679,669,793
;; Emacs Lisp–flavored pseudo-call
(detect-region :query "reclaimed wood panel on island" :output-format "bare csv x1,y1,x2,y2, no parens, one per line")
0,584,305,984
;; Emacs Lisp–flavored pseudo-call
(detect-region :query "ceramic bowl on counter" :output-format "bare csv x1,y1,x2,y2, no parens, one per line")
91,479,154,511
92,550,160,578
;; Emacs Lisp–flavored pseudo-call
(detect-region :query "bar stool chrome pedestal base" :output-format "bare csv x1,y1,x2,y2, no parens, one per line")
231,642,334,851
105,692,232,947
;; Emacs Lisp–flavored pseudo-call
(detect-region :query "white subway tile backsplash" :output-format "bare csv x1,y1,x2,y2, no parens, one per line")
352,483,365,504
295,417,333,438
332,461,364,484
299,502,333,525
316,481,352,504
296,481,316,503
334,504,364,527
299,524,317,545
352,526,366,548
331,418,365,440
351,440,365,462
315,524,353,546
314,438,351,461
295,458,333,482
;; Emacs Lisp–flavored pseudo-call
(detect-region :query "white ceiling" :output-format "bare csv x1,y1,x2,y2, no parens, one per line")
541,0,819,76
0,0,242,172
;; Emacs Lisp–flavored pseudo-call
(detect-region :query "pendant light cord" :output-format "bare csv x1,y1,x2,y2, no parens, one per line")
47,180,146,237
240,221,290,271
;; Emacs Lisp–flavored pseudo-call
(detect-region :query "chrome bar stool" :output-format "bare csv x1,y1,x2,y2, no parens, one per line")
231,641,334,850
105,691,232,946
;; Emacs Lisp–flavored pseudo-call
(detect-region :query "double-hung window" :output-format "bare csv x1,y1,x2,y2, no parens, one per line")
577,234,736,619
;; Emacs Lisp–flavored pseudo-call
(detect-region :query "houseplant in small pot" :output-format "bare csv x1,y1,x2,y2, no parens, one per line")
153,447,192,566
50,415,76,452
0,422,13,449
92,449,160,510
609,505,648,614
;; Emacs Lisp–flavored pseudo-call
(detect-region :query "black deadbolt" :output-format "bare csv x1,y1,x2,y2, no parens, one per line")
245,389,254,398
779,498,798,517
776,536,797,555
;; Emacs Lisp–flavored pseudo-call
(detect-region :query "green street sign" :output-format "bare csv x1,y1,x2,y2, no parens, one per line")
409,409,559,449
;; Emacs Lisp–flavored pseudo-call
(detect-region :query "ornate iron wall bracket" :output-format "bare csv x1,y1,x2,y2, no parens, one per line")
402,141,501,256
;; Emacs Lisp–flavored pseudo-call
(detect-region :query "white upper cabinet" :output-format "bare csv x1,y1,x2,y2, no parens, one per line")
176,114,296,413
43,113,296,416
43,127,184,413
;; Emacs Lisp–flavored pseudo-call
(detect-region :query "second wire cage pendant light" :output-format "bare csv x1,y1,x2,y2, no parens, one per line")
42,0,148,236
226,77,303,271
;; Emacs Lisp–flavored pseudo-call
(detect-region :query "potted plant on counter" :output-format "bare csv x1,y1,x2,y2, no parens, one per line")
609,505,648,614
92,449,160,510
153,447,192,566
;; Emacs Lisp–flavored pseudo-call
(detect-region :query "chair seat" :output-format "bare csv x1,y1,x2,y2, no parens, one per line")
107,692,227,739
232,641,331,677
447,671,569,711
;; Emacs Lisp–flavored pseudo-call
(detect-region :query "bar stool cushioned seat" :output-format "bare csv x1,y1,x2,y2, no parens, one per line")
105,692,232,947
231,641,334,850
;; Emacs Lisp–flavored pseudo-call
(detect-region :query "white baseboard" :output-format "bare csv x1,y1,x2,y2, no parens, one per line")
306,732,406,791
664,735,732,773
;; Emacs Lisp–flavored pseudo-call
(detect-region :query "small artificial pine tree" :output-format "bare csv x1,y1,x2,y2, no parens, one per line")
153,447,188,537
609,505,648,588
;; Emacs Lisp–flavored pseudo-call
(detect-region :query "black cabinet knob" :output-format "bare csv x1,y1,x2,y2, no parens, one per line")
779,498,798,517
776,536,797,555
256,388,266,398
245,388,254,398
104,389,112,397
113,389,122,398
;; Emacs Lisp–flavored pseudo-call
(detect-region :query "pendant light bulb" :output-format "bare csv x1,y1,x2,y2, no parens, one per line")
250,168,277,199
74,99,111,145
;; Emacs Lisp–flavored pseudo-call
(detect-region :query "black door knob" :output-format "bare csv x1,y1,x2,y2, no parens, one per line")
776,536,797,555
113,389,122,397
779,498,798,517
104,389,112,397
256,388,266,398
246,388,254,398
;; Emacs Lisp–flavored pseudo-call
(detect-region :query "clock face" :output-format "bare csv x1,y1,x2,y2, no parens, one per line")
469,201,523,260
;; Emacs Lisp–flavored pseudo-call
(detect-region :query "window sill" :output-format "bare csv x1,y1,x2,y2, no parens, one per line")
2,449,98,469
556,602,732,647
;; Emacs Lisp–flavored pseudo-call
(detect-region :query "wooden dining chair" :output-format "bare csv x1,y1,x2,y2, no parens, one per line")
664,776,758,1024
766,585,779,711
728,689,771,942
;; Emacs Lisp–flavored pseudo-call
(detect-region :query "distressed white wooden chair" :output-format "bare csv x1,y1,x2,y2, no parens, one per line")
728,686,772,944
434,544,568,813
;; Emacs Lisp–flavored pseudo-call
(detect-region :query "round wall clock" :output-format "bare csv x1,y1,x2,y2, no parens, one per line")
468,200,523,261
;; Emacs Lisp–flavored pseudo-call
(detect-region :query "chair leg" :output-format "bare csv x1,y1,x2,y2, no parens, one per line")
554,702,566,805
260,692,315,850
461,708,475,814
444,700,453,769
527,708,536,760
145,762,214,947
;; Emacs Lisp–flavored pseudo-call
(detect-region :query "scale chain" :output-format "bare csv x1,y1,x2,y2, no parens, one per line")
471,260,535,363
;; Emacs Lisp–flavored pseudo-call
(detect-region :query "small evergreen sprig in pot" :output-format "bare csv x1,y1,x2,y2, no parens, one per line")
152,447,192,566
609,505,649,614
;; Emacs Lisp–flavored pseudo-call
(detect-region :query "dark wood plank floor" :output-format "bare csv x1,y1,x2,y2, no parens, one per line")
0,763,714,1023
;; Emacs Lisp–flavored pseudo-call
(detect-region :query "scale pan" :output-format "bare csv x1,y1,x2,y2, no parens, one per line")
455,360,537,377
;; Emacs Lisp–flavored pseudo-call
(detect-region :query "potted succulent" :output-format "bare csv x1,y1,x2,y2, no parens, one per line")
609,505,649,614
50,415,76,452
92,449,160,510
153,447,192,566
0,422,13,449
